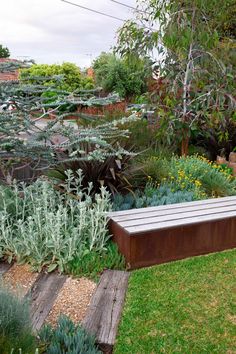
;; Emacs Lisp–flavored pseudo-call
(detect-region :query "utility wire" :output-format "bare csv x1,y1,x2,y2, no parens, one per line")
60,0,157,32
109,0,151,15
60,0,125,22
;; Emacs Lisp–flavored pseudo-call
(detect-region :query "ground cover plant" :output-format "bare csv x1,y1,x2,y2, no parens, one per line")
0,170,112,272
38,316,101,354
66,241,125,280
115,249,236,354
113,184,196,211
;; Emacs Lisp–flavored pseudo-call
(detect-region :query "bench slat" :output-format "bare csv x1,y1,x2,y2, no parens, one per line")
109,196,236,219
119,204,236,228
126,209,236,234
112,199,236,223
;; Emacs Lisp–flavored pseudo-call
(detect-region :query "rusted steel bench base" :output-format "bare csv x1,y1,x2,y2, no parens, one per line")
109,197,236,269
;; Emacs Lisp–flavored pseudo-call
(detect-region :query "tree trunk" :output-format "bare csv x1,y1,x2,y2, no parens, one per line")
181,132,189,156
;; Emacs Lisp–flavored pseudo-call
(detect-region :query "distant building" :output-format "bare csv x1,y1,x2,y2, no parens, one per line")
87,67,94,79
0,58,20,81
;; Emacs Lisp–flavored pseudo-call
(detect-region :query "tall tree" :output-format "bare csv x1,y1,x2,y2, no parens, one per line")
116,0,236,155
0,45,10,58
93,52,152,98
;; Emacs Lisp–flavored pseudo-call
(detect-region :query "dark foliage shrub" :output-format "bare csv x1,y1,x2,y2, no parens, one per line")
47,154,139,195
193,116,236,160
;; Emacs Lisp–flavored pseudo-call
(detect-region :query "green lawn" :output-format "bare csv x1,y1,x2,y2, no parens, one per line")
115,250,236,354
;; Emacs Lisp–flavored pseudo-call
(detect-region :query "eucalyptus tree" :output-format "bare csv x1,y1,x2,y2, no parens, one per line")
116,0,236,155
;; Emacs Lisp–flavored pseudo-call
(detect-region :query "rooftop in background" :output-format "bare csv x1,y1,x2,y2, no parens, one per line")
0,58,21,81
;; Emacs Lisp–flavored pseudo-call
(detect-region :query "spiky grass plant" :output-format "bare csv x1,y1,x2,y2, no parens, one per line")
0,285,36,354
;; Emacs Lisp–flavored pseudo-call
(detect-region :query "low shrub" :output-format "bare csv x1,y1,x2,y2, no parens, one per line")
66,242,125,280
113,183,196,211
0,170,112,271
0,285,36,354
141,155,236,198
38,316,101,354
114,155,236,211
0,184,21,216
173,156,236,197
140,156,171,184
118,119,158,151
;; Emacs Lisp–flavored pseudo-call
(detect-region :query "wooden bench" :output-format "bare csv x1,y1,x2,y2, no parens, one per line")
109,196,236,269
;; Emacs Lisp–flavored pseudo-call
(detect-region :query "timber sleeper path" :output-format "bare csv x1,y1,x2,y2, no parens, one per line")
109,196,236,269
26,272,67,331
83,270,130,354
0,264,130,353
0,262,12,275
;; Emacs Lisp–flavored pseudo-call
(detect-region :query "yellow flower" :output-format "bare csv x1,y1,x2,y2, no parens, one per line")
195,180,202,187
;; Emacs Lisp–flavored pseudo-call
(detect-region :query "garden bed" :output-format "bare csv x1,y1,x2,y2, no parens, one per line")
114,249,236,353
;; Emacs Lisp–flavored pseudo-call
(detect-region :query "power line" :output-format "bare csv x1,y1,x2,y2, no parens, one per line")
60,0,125,22
60,0,157,32
109,0,150,15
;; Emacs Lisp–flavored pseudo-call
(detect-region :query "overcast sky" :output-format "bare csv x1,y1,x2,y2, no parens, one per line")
0,0,136,68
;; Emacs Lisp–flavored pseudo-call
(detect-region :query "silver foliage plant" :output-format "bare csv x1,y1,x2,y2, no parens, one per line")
0,170,111,272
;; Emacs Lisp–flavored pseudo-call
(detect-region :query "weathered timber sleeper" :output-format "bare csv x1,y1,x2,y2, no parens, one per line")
82,270,130,354
26,272,66,331
109,196,236,269
0,262,12,275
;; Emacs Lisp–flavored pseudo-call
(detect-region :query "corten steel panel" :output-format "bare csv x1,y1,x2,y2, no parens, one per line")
109,217,236,269
109,220,132,266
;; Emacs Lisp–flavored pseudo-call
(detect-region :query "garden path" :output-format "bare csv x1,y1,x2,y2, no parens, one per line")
0,263,130,353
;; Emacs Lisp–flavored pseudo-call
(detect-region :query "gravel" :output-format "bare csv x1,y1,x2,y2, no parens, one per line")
46,277,96,326
3,263,39,297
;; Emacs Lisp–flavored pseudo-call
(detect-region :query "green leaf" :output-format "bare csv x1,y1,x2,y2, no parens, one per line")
47,263,58,272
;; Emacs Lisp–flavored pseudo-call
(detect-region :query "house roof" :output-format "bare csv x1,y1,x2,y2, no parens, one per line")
0,58,20,81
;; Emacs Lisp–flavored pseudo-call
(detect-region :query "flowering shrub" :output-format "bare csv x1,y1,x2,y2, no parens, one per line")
0,170,111,271
143,155,236,198
171,156,236,197
114,155,236,211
